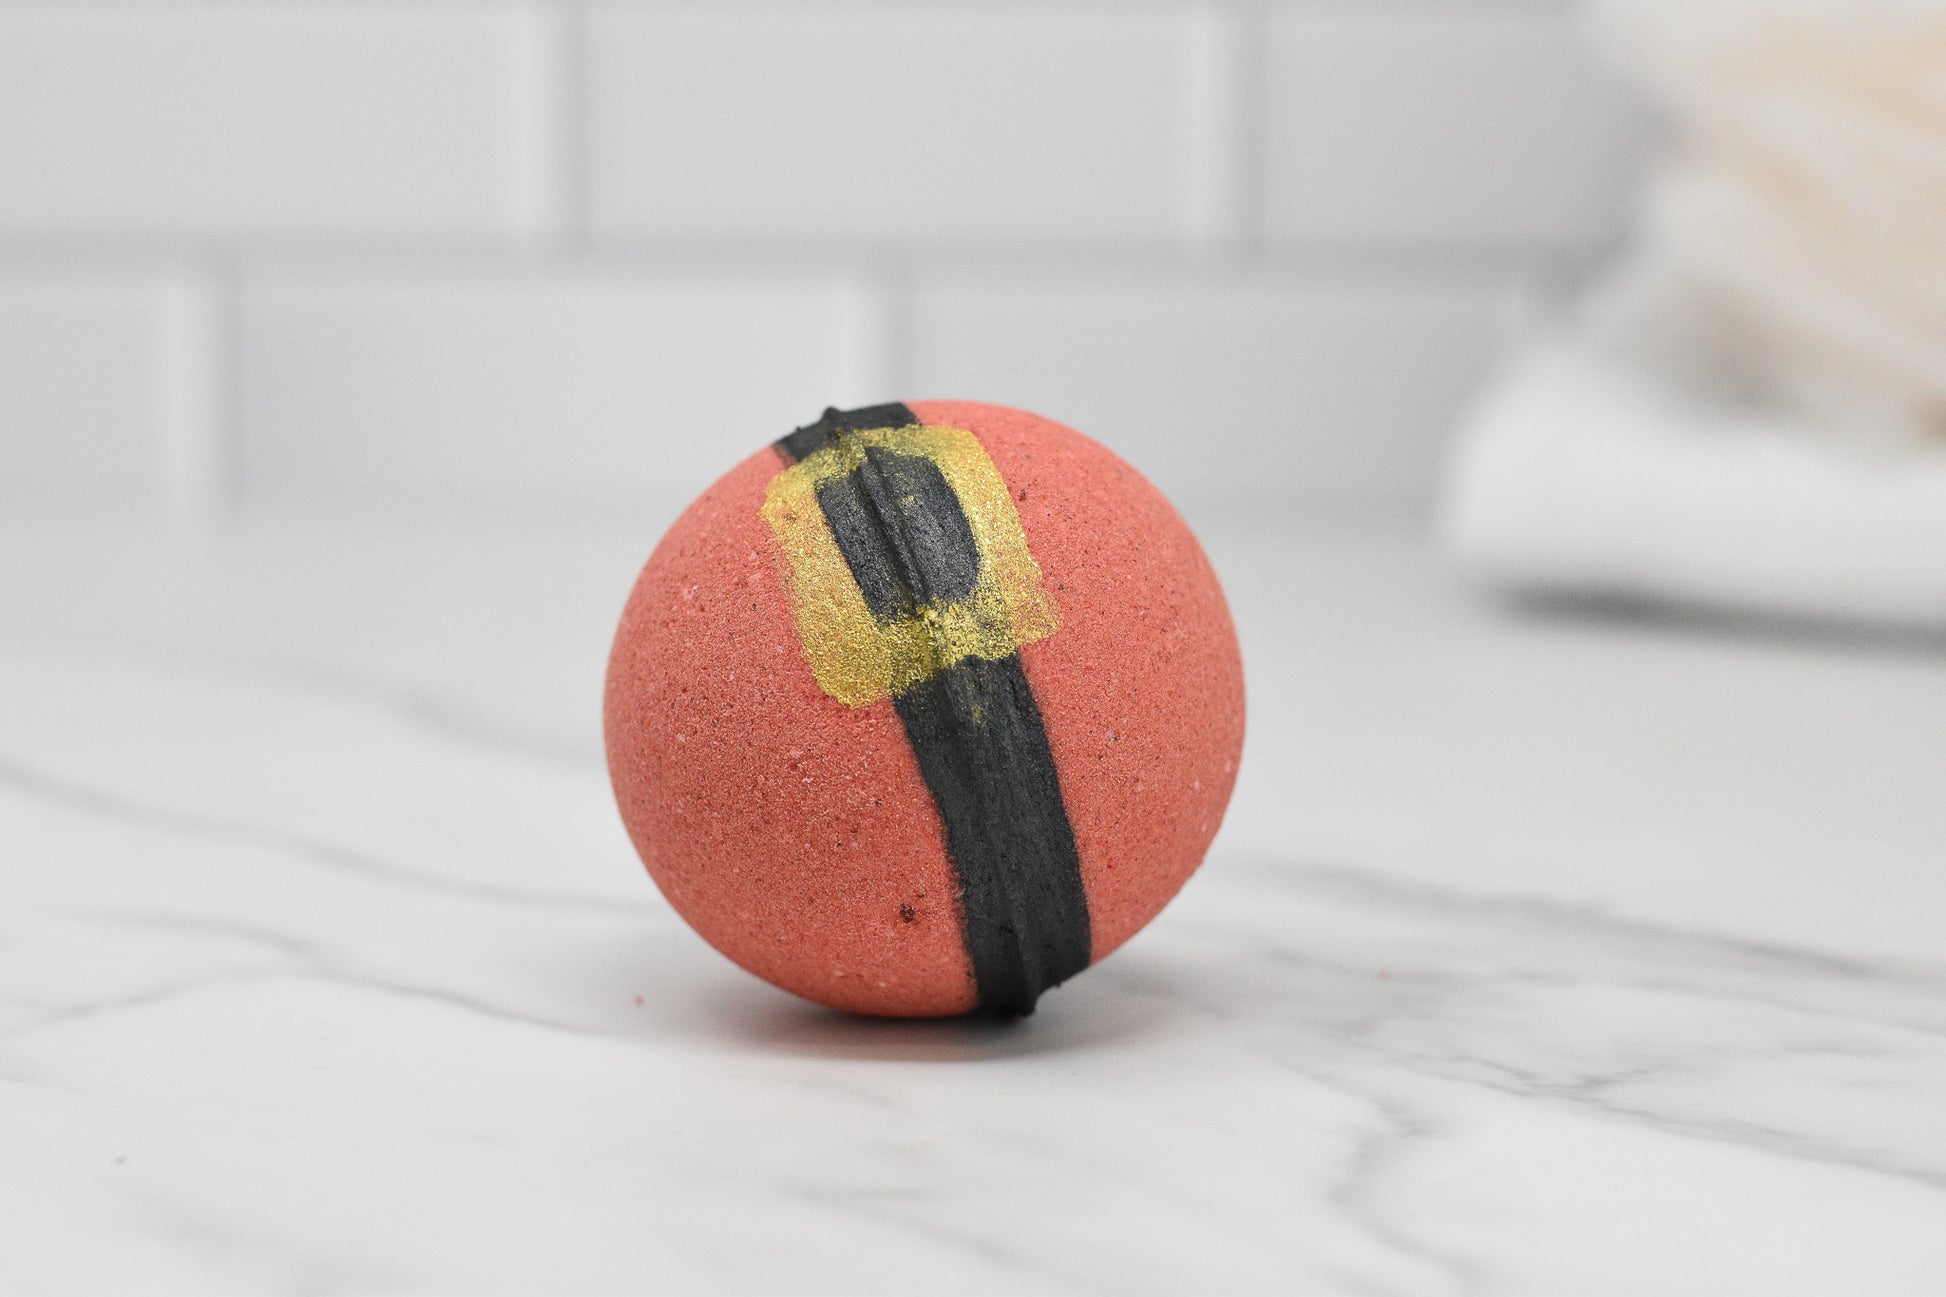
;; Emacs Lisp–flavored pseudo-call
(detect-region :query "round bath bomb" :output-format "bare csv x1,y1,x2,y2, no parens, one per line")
604,402,1244,1017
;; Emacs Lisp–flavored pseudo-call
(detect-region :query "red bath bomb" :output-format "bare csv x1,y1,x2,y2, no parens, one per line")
604,401,1244,1017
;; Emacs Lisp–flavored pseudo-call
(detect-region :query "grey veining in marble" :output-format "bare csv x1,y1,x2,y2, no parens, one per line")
4,515,1946,1294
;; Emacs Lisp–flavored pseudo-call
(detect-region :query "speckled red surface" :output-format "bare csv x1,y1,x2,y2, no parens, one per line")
604,403,1245,1016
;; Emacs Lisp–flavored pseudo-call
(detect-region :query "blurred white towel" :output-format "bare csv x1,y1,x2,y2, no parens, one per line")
1439,338,1946,629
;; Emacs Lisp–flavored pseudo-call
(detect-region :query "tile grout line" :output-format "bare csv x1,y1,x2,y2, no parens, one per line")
509,0,583,256
1229,0,1271,262
558,0,594,255
157,256,240,523
1182,0,1268,263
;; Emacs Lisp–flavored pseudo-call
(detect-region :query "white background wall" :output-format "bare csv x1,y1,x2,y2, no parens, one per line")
0,0,1646,528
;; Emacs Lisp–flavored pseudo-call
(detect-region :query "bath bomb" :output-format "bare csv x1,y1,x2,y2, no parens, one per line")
604,402,1244,1017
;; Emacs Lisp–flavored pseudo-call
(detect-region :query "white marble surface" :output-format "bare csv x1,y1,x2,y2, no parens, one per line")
5,510,1946,1295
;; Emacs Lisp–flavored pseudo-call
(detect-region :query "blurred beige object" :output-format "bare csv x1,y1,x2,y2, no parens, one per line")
1591,0,1946,443
1440,0,1946,631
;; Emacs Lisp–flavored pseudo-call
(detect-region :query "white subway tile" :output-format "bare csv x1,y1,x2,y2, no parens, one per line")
910,276,1515,510
1263,11,1645,245
240,273,890,504
0,5,540,237
0,274,177,501
587,5,1213,242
